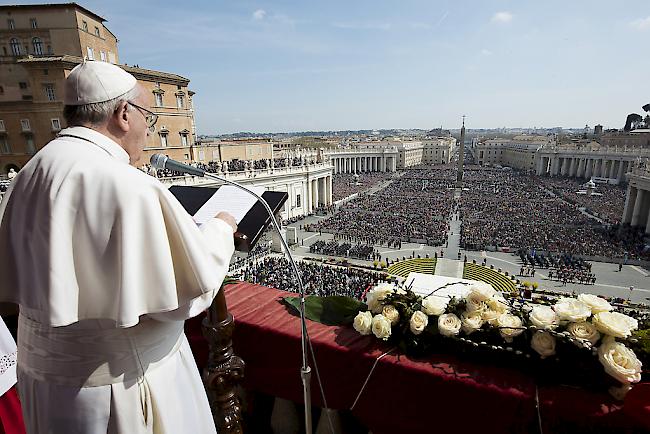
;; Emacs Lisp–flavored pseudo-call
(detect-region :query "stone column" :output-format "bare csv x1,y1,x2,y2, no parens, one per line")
631,188,645,226
327,176,333,205
312,179,319,208
536,157,544,175
585,159,592,179
645,206,650,234
617,160,626,182
623,186,636,224
577,158,585,178
306,180,312,213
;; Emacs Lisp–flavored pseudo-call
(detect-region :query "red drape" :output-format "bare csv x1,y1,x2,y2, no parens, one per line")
186,283,650,434
0,387,26,434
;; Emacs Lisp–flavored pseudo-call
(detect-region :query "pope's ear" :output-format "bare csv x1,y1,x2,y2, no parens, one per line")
113,100,130,132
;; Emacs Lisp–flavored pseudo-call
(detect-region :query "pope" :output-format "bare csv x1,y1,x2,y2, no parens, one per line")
0,60,237,433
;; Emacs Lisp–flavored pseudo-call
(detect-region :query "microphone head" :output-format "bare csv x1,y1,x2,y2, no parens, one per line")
150,153,168,170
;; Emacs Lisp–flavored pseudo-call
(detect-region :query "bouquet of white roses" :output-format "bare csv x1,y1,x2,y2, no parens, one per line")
352,282,647,399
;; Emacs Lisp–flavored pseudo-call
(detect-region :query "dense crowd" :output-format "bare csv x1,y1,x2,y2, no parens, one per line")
332,172,394,201
308,240,380,261
307,168,455,246
539,177,626,225
237,256,387,299
460,168,646,259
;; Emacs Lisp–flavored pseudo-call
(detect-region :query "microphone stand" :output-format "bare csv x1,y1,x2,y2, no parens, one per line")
201,171,313,434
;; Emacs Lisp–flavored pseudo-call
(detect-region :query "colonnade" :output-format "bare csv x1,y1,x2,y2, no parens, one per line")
330,155,396,174
305,175,333,211
623,179,650,233
536,155,632,182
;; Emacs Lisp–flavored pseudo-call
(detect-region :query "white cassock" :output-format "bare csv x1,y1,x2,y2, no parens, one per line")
0,127,235,433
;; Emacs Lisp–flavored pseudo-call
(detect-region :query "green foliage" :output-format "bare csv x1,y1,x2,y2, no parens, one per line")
281,295,367,326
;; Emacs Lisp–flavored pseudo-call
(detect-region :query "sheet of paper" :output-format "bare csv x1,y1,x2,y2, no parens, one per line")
193,185,265,225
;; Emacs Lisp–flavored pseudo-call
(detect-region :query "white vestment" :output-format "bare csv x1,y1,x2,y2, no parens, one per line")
0,127,235,433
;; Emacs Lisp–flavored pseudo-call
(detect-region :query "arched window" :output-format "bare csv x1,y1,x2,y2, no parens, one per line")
32,37,43,55
9,38,21,56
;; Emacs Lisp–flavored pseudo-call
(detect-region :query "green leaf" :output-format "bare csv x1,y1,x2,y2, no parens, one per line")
281,296,367,326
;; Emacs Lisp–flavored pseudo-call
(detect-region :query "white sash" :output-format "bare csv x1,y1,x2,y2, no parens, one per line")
17,315,184,388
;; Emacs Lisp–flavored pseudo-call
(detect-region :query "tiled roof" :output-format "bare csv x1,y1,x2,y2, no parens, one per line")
16,55,190,84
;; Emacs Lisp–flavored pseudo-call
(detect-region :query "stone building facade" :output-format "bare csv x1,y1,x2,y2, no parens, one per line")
0,3,195,172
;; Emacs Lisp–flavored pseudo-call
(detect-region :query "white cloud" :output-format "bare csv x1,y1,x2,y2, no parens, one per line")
630,16,650,30
491,11,513,24
481,49,492,56
252,9,266,21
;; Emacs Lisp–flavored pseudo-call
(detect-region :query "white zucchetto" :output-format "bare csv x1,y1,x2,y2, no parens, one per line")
64,60,137,106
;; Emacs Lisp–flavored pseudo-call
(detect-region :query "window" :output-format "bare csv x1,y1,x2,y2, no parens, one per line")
10,38,21,56
47,45,52,54
32,37,43,55
100,50,106,61
18,82,27,90
51,118,61,131
184,154,189,160
296,194,301,207
0,120,5,132
198,150,205,161
25,136,35,154
155,93,163,106
8,19,14,30
86,46,94,60
94,26,100,37
82,20,88,32
159,132,168,147
30,18,37,29
180,133,188,147
20,119,30,132
44,84,55,101
0,137,10,154
176,94,185,109
108,51,115,63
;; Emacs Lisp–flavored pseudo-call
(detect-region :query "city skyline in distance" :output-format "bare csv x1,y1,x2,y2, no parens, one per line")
9,0,650,134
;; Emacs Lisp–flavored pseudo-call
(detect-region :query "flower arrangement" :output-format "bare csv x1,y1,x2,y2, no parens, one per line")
351,282,647,399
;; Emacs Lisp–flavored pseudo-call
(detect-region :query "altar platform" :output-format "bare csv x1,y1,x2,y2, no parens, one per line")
186,282,650,434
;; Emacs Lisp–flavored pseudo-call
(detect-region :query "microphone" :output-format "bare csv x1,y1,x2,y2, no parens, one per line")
150,153,205,177
148,153,324,434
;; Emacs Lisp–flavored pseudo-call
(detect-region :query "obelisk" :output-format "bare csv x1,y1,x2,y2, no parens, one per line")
456,115,465,187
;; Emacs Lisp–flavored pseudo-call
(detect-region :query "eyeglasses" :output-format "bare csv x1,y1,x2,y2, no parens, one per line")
127,101,158,129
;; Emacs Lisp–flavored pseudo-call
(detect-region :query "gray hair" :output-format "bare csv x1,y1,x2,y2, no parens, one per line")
63,86,141,127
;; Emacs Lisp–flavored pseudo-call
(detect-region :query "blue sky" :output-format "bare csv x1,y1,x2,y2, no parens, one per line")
16,1,650,133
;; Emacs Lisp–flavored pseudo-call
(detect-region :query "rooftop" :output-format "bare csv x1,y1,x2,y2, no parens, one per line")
0,3,106,22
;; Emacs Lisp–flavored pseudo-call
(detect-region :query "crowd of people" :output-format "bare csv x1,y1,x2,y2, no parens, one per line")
331,172,394,202
237,256,387,299
459,167,645,259
308,240,380,261
307,168,455,246
539,177,626,225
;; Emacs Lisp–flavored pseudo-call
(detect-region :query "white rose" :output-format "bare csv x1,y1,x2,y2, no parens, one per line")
496,313,524,342
468,283,497,302
488,294,509,313
598,340,642,384
460,311,484,335
566,321,600,347
465,297,487,314
409,310,429,335
382,305,400,326
366,286,394,314
529,305,559,330
353,311,373,335
422,296,448,316
592,312,639,339
438,313,462,337
553,298,592,323
371,314,392,340
577,294,613,314
481,308,501,326
531,331,556,358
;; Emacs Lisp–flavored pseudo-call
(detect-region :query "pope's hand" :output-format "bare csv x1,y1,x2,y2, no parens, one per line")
216,211,237,233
